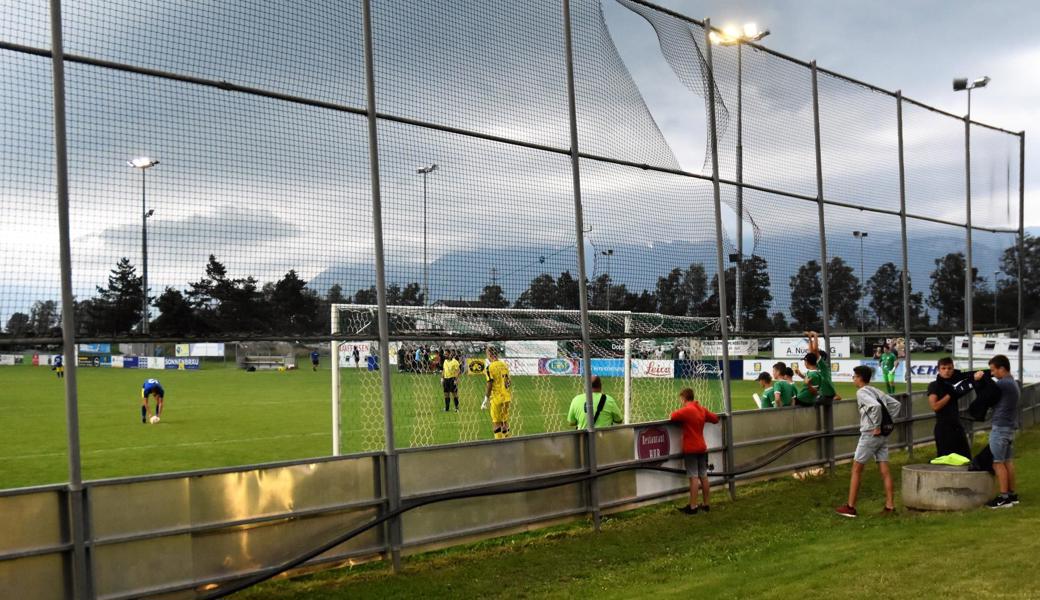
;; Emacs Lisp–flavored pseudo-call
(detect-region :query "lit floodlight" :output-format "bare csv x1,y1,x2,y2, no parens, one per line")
127,157,159,169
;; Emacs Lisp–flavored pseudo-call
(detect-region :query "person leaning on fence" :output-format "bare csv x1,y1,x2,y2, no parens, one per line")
836,366,902,518
981,354,1020,509
567,375,622,429
927,357,972,459
671,388,720,515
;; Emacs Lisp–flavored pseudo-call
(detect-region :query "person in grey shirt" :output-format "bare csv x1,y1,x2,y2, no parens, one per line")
836,365,902,518
978,354,1020,508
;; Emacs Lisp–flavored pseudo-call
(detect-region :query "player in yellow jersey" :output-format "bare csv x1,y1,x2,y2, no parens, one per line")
481,346,512,439
441,349,461,412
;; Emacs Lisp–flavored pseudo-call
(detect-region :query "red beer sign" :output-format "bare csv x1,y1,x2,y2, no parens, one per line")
636,426,670,460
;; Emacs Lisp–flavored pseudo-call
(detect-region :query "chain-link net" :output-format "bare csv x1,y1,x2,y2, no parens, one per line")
0,0,1027,479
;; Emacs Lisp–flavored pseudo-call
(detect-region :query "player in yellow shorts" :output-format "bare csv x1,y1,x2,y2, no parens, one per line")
481,346,512,439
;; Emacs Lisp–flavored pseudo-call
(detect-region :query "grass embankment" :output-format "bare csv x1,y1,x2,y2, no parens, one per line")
240,428,1040,599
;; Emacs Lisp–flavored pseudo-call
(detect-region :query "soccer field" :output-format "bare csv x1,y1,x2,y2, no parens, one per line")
0,363,926,489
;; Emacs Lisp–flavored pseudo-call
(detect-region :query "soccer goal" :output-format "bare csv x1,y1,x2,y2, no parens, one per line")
329,304,722,453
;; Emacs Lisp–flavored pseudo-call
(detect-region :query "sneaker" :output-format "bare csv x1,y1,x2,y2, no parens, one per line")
677,504,698,515
455,408,460,413
881,506,896,516
835,504,858,518
1009,493,1020,505
986,495,1014,509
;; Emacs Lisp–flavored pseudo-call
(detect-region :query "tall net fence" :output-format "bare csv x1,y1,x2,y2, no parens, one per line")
0,0,1027,470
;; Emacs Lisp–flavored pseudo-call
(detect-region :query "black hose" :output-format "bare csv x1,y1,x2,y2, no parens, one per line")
199,426,870,599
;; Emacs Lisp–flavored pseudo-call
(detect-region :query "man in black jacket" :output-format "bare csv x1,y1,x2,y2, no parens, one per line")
927,357,973,458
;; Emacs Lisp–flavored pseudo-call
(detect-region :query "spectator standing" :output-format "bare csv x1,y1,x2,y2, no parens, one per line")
836,366,901,517
982,354,1020,508
671,388,720,515
926,357,972,459
567,376,623,429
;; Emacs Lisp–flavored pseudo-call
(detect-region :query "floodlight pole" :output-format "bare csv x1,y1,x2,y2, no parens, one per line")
417,164,437,305
1018,131,1025,385
362,0,402,572
704,19,736,500
49,0,91,597
965,114,974,372
562,0,601,530
811,61,835,473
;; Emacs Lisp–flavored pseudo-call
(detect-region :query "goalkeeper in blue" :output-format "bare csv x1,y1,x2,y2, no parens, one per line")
141,378,165,423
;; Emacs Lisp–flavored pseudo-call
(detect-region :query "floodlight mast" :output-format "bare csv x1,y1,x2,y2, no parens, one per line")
710,22,770,333
127,157,159,337
417,163,438,306
952,75,990,119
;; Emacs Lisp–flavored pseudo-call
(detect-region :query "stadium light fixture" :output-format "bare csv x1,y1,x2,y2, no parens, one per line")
127,157,159,169
417,164,439,305
709,20,770,333
952,75,990,118
128,156,159,338
709,22,770,46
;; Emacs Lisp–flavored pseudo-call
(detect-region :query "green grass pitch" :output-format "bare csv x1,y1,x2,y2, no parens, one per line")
0,363,927,489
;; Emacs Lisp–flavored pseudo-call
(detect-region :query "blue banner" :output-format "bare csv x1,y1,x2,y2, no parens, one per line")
164,357,200,370
674,360,730,380
590,358,625,377
78,343,111,354
122,356,140,369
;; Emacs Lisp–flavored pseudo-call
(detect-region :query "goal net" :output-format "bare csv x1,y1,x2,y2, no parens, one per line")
330,304,723,452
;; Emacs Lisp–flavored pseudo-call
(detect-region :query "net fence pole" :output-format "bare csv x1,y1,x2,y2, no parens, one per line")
1018,131,1026,385
734,41,744,333
623,315,632,424
811,61,835,473
897,91,914,458
965,113,974,372
362,0,402,572
49,0,91,596
562,0,600,530
703,18,736,500
331,307,341,455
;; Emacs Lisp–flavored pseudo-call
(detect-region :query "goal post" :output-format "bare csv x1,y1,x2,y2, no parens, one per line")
330,304,722,452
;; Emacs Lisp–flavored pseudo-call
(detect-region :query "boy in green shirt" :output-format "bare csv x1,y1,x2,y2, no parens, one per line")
755,372,778,408
794,331,838,406
878,344,898,394
771,362,796,407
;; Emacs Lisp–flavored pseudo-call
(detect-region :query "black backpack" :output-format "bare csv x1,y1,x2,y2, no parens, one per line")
867,387,897,436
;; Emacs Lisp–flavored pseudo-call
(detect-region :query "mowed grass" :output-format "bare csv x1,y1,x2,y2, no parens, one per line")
0,363,925,489
239,427,1040,600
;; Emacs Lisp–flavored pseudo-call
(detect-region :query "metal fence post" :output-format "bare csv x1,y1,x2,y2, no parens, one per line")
965,115,974,371
1018,131,1026,385
362,0,402,572
702,18,736,500
896,91,914,458
562,0,600,530
48,1,91,597
810,61,835,473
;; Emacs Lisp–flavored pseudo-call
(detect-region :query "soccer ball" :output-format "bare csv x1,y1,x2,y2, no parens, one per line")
149,415,160,424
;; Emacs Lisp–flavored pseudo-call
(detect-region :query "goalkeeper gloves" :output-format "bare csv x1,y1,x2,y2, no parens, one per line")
481,396,489,410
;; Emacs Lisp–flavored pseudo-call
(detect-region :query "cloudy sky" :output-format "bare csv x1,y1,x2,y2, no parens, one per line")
0,0,1033,327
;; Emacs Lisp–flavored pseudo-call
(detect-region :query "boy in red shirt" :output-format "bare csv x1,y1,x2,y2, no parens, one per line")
671,388,720,514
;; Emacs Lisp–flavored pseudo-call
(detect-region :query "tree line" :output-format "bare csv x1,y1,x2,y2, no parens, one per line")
4,236,1038,338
